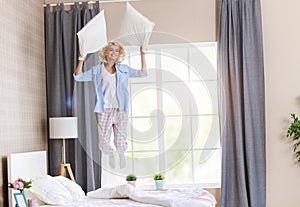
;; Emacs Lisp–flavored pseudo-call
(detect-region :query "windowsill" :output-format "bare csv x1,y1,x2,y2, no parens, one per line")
136,183,221,191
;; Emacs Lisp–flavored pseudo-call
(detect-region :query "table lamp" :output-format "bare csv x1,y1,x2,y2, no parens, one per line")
49,117,78,182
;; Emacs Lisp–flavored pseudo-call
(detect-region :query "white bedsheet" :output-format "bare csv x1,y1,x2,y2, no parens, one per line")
39,197,160,207
87,184,216,207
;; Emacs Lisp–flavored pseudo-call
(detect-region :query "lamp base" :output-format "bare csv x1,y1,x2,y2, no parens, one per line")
59,163,75,182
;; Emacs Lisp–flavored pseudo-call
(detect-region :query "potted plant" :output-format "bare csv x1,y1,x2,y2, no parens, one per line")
286,113,300,162
153,173,165,190
8,178,32,207
126,174,137,187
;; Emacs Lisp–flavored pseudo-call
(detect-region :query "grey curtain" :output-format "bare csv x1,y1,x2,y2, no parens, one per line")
45,2,102,192
217,0,265,206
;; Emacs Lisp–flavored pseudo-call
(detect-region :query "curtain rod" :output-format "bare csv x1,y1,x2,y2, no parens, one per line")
44,0,140,7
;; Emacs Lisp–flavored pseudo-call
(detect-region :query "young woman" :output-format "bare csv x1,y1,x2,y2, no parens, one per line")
74,42,147,169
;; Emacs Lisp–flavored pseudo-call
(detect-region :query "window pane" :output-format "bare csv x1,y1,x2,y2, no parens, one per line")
130,53,157,83
130,85,157,117
165,151,193,184
189,45,217,81
188,81,218,115
101,171,126,188
127,51,141,69
198,45,217,70
193,149,221,184
191,115,220,149
133,152,160,178
164,117,191,150
135,176,153,187
129,117,159,151
162,82,191,116
161,48,189,81
101,152,133,183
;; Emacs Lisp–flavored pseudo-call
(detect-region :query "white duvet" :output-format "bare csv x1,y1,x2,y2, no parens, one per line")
87,184,216,207
40,197,160,207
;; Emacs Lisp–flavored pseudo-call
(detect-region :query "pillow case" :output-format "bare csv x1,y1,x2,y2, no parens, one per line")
54,176,85,200
29,175,73,205
24,189,46,206
117,2,155,50
77,9,107,58
29,175,85,205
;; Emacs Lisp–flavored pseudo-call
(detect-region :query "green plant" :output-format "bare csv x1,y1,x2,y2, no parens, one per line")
286,113,300,162
153,173,165,180
126,174,137,181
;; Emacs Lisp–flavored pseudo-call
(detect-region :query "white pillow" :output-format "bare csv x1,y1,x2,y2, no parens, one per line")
29,175,73,205
24,189,46,206
54,176,85,200
77,10,107,58
117,2,155,50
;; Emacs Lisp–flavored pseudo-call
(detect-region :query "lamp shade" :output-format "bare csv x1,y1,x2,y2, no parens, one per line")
49,117,78,139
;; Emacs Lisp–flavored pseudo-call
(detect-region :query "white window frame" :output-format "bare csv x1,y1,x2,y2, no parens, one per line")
101,42,221,189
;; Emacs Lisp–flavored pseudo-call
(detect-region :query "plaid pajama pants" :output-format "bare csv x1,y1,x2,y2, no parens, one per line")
96,108,128,155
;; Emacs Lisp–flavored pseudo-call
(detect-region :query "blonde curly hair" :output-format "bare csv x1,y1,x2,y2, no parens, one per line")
99,41,125,63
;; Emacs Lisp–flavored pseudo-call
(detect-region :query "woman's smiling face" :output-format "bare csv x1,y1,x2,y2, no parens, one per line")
105,45,120,62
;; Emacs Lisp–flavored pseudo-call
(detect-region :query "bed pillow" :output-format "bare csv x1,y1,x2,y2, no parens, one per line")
77,9,107,58
54,176,85,200
29,175,73,205
117,2,155,50
24,189,46,206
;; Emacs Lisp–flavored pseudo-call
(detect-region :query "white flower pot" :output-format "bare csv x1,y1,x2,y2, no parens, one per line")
154,180,164,190
127,181,136,187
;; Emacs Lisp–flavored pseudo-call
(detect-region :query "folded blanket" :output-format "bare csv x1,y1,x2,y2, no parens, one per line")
87,184,216,207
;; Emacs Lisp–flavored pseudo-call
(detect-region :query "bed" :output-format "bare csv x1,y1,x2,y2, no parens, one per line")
7,151,216,207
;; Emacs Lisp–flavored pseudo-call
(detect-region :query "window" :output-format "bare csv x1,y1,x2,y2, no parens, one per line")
102,42,220,188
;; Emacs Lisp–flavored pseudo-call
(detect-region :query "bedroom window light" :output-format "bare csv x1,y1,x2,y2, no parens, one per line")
101,42,221,188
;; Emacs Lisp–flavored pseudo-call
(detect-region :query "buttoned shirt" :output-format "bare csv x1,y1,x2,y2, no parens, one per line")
74,62,146,113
